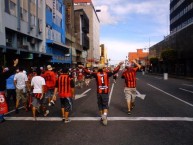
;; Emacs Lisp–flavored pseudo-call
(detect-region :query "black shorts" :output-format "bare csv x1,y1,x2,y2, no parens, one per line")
60,98,72,112
97,93,109,110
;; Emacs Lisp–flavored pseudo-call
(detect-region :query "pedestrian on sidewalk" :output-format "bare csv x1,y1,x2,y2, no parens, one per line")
0,58,19,123
52,68,75,123
121,59,141,115
81,61,124,126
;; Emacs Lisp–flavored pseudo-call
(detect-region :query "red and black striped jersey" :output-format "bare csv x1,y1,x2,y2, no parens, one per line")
96,72,109,94
56,74,74,98
121,67,138,88
42,70,56,89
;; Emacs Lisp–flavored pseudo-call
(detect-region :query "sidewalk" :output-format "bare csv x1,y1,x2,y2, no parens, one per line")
143,72,193,81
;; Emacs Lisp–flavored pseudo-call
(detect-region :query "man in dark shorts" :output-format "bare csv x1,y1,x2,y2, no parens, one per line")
81,61,124,126
52,68,75,123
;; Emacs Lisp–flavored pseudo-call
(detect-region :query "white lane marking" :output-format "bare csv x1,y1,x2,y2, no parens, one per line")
136,90,146,100
148,83,193,107
182,84,193,87
108,83,115,106
4,117,193,122
75,89,91,100
5,106,24,115
179,88,193,94
154,77,162,79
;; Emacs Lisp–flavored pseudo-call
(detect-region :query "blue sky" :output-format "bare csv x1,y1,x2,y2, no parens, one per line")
92,0,170,65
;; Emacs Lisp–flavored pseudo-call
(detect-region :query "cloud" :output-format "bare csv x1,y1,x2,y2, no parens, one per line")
92,0,170,64
100,38,154,64
93,0,169,26
96,5,118,25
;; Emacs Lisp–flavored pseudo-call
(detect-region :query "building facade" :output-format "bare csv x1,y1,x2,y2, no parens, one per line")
0,0,48,68
74,0,100,67
45,0,71,67
149,0,193,76
74,9,89,65
129,49,149,67
0,0,72,69
170,0,193,34
100,44,108,66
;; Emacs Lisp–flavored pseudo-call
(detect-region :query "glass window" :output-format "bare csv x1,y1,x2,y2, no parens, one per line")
5,0,10,13
10,1,17,16
31,15,35,26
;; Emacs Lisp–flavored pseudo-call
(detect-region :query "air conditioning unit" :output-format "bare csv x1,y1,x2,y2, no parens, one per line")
30,25,34,30
30,38,36,45
22,45,29,50
39,27,42,33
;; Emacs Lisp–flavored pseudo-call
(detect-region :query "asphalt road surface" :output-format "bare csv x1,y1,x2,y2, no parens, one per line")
1,72,193,145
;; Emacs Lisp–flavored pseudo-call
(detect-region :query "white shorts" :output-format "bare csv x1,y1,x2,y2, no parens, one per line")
124,87,136,102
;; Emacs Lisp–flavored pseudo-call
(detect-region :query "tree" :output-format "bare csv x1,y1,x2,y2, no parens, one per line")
149,57,158,65
161,49,177,73
161,49,177,63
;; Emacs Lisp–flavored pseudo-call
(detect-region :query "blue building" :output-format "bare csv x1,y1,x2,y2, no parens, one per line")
45,0,71,67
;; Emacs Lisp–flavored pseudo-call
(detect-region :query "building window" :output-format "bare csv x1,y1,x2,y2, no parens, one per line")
10,1,17,16
5,0,10,13
56,0,62,13
38,0,42,8
31,15,36,26
23,9,28,22
53,15,62,27
6,31,13,47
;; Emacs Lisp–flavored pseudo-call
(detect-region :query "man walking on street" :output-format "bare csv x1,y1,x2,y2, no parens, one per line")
81,61,124,126
31,68,48,120
121,59,141,115
52,68,75,123
14,67,29,113
42,65,57,107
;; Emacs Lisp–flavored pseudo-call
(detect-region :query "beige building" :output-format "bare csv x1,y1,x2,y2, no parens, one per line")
100,44,108,65
74,0,100,67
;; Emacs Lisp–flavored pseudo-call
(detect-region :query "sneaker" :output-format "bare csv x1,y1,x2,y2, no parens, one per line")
101,115,108,126
44,110,49,117
15,108,19,114
127,110,131,115
64,119,71,123
48,100,55,106
50,100,55,106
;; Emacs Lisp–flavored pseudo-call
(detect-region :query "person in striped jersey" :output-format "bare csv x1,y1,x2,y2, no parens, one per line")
121,59,141,115
52,68,75,123
81,61,124,126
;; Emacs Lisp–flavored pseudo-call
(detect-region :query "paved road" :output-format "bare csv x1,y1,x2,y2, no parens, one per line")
1,72,193,145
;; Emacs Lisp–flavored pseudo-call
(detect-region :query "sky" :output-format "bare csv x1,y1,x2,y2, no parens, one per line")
92,0,170,65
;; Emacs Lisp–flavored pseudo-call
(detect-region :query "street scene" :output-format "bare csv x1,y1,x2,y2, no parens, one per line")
1,72,193,145
1,0,193,145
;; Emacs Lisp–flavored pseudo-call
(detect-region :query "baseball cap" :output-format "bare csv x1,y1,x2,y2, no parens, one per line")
47,65,53,70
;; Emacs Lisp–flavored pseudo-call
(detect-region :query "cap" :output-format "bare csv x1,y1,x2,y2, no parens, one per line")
3,67,9,72
98,64,105,69
47,65,53,70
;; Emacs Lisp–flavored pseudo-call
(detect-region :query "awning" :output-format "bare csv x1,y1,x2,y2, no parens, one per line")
0,45,53,57
46,40,71,49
